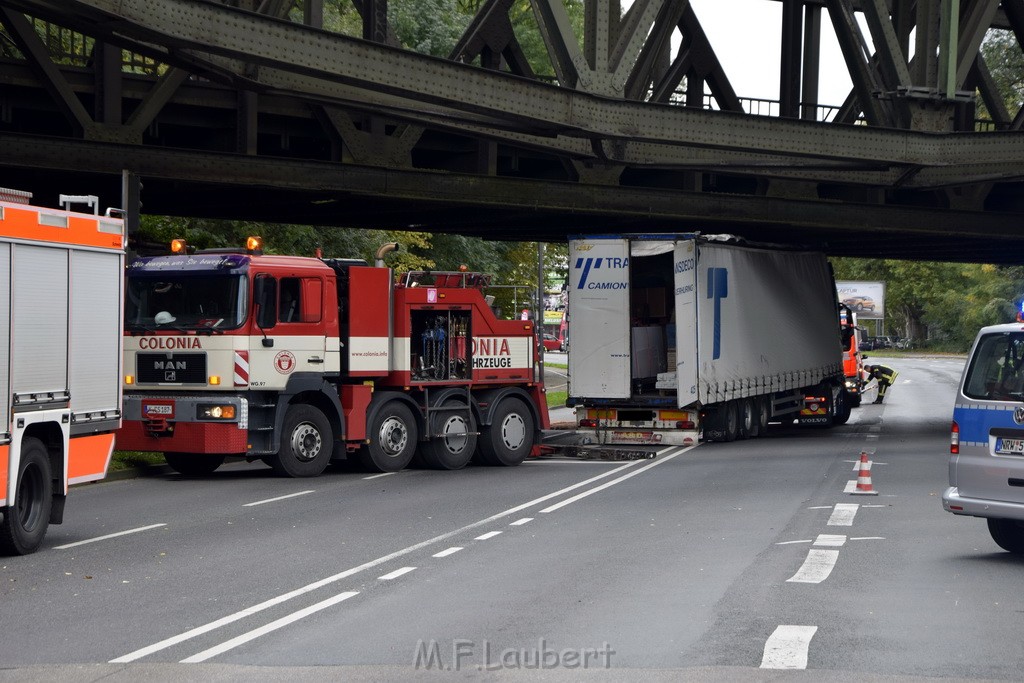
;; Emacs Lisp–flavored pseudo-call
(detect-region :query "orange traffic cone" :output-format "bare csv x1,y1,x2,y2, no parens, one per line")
851,451,878,496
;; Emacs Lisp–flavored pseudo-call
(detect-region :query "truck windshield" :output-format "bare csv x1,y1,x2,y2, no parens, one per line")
963,332,1024,401
125,275,247,330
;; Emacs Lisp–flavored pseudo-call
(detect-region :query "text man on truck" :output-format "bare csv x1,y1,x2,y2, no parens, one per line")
567,235,849,446
0,189,123,555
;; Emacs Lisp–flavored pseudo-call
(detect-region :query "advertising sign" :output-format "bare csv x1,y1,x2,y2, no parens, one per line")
836,281,885,320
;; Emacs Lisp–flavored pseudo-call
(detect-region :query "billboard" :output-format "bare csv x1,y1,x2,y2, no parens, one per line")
836,281,885,320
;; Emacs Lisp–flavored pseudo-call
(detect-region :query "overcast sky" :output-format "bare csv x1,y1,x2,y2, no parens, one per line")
688,0,856,110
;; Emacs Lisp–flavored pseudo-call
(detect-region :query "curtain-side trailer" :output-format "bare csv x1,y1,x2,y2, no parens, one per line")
567,235,848,446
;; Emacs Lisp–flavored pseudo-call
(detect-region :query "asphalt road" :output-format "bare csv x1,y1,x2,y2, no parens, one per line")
4,355,1021,681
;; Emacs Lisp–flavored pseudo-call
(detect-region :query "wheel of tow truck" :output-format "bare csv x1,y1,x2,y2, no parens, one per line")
476,398,535,466
988,518,1024,554
164,453,226,476
738,398,756,439
0,438,52,556
358,401,419,473
268,404,333,478
419,400,478,470
721,400,739,442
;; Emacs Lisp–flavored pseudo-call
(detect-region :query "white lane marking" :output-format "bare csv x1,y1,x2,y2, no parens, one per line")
475,531,503,540
843,480,858,493
510,518,533,526
828,503,859,526
760,625,818,670
848,460,886,470
378,567,416,581
776,540,813,545
180,591,359,664
110,458,640,663
54,524,167,550
861,505,887,508
866,434,879,440
806,505,833,510
242,491,314,507
363,472,394,480
850,536,886,541
538,446,693,513
786,549,840,583
432,547,463,558
814,534,847,547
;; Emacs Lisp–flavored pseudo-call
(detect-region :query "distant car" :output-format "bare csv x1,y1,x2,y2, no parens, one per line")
843,296,876,312
543,334,563,352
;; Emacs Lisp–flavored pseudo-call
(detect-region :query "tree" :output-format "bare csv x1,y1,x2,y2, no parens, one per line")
979,29,1024,120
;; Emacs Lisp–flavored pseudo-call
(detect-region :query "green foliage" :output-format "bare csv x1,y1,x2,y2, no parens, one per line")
832,258,1024,351
979,29,1024,119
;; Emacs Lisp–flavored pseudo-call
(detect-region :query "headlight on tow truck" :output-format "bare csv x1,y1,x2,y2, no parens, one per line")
198,405,236,420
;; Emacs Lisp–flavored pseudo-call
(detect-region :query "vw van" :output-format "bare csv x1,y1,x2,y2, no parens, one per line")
944,323,1024,553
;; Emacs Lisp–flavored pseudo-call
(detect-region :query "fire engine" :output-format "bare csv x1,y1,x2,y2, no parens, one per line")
117,239,550,476
0,189,124,554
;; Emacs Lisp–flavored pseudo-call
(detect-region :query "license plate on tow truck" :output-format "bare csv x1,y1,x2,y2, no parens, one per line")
995,437,1024,455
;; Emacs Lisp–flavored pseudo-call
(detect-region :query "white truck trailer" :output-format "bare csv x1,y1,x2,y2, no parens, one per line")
0,190,124,554
567,235,848,446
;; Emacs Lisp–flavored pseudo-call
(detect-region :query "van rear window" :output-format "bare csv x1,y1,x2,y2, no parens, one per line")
964,332,1024,401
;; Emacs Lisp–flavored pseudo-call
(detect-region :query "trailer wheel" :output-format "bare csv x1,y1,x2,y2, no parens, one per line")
164,453,226,476
755,397,770,435
0,438,53,556
419,400,477,470
721,401,739,442
269,404,333,478
833,389,852,425
358,401,418,472
738,398,756,439
477,398,535,466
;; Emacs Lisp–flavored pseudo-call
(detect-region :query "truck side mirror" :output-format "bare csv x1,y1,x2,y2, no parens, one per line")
254,274,277,330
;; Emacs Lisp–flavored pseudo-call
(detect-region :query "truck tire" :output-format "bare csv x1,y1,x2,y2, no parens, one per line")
0,438,53,556
419,400,477,470
164,453,226,476
722,401,739,441
477,398,535,466
705,401,739,443
738,398,756,439
833,389,852,425
358,401,418,472
988,518,1024,554
755,397,770,434
268,404,333,478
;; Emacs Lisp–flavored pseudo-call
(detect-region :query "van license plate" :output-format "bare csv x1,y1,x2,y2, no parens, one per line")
996,437,1024,455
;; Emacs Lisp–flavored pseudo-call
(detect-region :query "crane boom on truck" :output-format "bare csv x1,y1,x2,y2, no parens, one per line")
0,189,124,555
567,235,849,446
117,238,550,476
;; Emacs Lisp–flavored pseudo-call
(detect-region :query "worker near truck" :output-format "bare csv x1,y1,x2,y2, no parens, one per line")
866,363,898,403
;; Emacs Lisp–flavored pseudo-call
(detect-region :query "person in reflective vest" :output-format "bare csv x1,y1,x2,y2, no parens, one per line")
866,363,898,403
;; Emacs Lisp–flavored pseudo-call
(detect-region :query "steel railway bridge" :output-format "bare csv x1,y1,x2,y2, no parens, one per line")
1,0,1023,262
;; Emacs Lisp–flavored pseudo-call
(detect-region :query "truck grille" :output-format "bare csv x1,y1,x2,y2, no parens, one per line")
137,353,207,384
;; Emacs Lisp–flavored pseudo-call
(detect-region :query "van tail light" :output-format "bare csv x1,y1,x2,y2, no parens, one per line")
950,420,960,454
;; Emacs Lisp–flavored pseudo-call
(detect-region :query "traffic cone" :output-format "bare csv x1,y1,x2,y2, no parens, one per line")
851,451,878,496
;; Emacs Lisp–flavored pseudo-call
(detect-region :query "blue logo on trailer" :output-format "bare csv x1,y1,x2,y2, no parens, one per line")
575,256,628,289
707,267,728,360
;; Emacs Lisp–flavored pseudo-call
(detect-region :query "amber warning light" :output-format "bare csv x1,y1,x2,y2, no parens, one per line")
170,238,188,254
247,236,264,254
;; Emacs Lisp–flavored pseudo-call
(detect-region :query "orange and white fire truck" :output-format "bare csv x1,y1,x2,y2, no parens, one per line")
0,189,124,555
117,239,550,477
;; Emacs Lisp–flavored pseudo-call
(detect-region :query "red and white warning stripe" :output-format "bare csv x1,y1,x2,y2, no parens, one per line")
234,350,250,386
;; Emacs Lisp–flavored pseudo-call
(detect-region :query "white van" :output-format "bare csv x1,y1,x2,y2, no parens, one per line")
944,323,1024,553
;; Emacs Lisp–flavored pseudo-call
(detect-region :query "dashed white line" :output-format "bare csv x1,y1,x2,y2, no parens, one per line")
843,480,858,493
827,503,859,526
760,625,818,669
432,547,463,558
243,490,314,507
53,523,167,550
786,549,840,583
363,472,394,480
813,534,847,547
179,591,359,663
850,536,886,541
111,457,645,663
510,518,534,526
378,567,417,581
475,531,503,540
